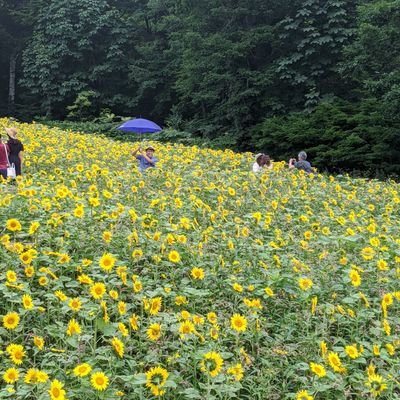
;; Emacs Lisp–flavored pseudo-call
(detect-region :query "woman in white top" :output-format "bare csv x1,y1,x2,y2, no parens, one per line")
253,153,273,172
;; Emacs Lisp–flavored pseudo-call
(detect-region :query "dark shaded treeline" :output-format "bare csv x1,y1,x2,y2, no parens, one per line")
1,0,400,175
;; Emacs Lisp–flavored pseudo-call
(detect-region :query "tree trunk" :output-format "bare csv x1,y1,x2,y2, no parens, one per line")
8,52,17,115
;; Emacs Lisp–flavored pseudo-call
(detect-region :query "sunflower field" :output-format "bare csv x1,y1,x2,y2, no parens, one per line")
0,119,399,400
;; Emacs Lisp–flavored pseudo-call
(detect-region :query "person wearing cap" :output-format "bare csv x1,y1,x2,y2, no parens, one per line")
5,127,24,176
132,145,158,172
252,153,272,173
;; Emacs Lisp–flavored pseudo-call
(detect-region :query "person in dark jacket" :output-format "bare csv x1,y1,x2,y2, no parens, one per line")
5,127,24,176
289,151,312,173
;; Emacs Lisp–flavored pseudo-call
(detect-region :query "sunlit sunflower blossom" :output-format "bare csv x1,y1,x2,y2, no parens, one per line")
328,351,345,373
227,363,244,381
22,294,34,310
73,363,92,377
309,362,326,378
168,250,181,263
361,247,376,260
6,218,22,232
99,253,116,272
200,351,224,377
66,318,81,336
296,390,314,400
111,337,124,358
24,368,48,384
147,323,162,341
91,371,109,391
145,366,169,397
298,278,313,291
179,320,196,338
6,344,25,365
90,282,106,299
48,379,67,400
349,269,361,287
230,314,248,332
191,267,205,280
345,345,359,359
3,311,20,330
3,368,19,384
68,297,82,312
366,373,388,397
149,297,162,316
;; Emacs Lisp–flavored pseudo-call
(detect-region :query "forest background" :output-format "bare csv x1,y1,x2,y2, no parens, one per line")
1,0,400,177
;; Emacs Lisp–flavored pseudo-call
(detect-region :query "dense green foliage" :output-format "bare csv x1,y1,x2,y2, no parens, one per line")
1,0,400,175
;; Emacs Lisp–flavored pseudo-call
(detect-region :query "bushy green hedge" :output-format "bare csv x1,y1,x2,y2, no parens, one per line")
249,99,400,178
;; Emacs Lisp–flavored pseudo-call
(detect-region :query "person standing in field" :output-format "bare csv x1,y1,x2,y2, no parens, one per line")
5,127,24,176
0,134,10,179
132,145,158,172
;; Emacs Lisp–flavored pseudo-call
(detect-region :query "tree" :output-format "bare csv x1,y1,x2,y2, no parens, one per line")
22,0,133,118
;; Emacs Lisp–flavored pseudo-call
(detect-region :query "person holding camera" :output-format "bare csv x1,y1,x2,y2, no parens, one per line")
132,145,158,172
288,151,312,173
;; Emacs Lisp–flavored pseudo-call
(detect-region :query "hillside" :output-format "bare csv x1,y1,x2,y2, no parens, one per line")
0,120,399,399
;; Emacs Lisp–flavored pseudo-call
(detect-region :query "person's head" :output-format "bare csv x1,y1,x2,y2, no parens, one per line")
5,127,17,139
262,154,271,166
145,146,155,157
255,153,264,166
298,151,307,161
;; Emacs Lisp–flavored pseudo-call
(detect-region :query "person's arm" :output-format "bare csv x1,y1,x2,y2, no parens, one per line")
131,147,142,158
142,154,156,165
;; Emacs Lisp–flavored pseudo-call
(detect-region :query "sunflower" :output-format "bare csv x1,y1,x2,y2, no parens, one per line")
328,351,345,373
111,337,124,358
118,322,129,337
296,390,314,400
33,336,45,350
6,218,22,231
22,294,34,310
179,320,196,337
200,351,224,377
73,363,92,377
91,371,109,391
345,345,359,359
48,379,66,400
231,314,248,332
6,270,17,282
149,297,162,316
361,247,376,260
227,363,244,381
146,366,169,396
309,362,326,378
349,269,361,287
68,297,82,312
366,373,387,397
6,344,25,365
147,323,161,341
129,314,140,331
3,368,19,384
90,282,106,299
66,319,81,336
3,311,20,330
99,253,116,272
191,267,205,280
168,250,181,263
298,278,313,291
